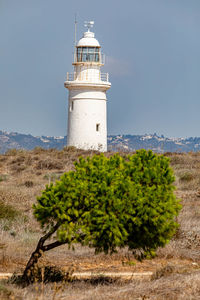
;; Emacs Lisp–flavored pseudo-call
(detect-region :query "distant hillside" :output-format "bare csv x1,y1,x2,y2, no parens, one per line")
1,130,200,153
0,131,66,154
108,134,200,152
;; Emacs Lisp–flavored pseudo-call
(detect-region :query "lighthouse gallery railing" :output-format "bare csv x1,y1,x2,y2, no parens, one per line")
66,72,109,82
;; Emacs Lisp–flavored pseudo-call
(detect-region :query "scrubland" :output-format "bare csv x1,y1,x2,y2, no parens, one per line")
0,147,200,299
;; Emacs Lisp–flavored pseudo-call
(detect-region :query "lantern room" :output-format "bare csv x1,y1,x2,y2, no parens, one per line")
76,46,100,63
73,21,104,65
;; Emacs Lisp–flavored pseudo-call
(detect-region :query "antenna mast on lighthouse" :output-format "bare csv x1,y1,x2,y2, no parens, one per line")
74,13,77,48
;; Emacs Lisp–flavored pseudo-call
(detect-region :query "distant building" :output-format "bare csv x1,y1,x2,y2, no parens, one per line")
64,21,111,151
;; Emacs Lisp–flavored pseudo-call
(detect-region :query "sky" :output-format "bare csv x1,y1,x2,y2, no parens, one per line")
1,0,200,138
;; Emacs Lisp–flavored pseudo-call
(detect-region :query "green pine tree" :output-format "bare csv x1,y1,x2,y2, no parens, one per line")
22,150,181,282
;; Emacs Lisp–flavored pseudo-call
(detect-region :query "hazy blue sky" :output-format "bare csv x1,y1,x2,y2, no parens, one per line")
1,0,200,137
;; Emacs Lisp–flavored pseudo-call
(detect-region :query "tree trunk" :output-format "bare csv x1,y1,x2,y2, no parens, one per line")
22,222,68,282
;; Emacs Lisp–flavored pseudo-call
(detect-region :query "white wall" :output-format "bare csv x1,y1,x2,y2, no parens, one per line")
67,95,107,152
75,65,100,82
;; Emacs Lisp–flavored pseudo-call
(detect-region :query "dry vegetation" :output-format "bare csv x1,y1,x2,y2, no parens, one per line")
0,148,200,299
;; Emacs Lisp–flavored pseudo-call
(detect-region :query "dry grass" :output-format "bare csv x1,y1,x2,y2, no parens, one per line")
1,269,200,299
0,148,200,299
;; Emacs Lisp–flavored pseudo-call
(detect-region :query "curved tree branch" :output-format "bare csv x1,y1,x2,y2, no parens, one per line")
22,222,62,281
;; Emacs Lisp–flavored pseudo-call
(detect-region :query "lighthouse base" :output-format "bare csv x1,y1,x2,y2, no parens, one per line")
67,98,107,152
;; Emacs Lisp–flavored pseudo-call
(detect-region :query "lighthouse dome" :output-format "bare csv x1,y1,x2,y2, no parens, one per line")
77,31,100,47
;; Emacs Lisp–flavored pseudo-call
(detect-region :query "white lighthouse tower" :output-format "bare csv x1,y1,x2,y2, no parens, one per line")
64,21,111,152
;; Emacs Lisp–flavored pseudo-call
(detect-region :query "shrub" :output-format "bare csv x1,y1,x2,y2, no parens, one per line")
43,173,62,182
36,160,63,170
5,149,18,156
22,150,181,282
0,283,12,299
24,180,34,188
0,201,19,221
0,174,8,182
179,172,194,182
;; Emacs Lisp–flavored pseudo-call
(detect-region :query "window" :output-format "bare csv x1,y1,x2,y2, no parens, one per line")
70,101,74,112
77,48,82,62
96,123,100,132
82,47,87,62
88,47,95,61
77,47,100,63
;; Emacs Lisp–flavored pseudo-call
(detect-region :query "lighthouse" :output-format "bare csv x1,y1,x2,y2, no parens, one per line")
64,21,111,152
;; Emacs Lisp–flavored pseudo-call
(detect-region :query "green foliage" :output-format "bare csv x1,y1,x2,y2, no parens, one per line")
0,174,7,182
0,201,19,221
34,150,181,258
122,260,136,266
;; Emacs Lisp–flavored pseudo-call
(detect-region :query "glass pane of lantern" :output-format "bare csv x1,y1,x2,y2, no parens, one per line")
88,47,95,53
95,48,99,62
82,47,88,54
77,48,82,62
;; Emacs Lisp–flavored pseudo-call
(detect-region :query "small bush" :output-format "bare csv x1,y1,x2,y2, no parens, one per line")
0,201,20,221
179,172,194,182
10,156,25,164
24,180,34,188
0,283,12,299
36,160,63,170
12,265,72,285
5,149,18,156
0,156,8,162
122,260,136,266
0,174,8,182
169,154,186,165
43,173,62,182
11,165,26,173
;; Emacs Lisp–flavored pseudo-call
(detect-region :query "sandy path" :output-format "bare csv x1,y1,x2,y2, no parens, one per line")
0,271,153,280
